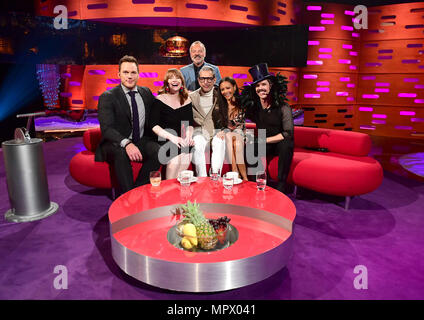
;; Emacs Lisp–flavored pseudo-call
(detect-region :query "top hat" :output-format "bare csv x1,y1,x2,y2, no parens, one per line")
248,63,274,85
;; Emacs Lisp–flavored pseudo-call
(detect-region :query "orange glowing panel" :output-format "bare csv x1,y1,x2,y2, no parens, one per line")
355,105,424,138
357,73,424,106
262,0,301,26
360,39,424,74
303,39,360,73
81,0,177,20
301,105,354,129
364,3,424,41
302,2,361,41
298,72,357,105
35,0,82,19
35,0,299,26
299,3,361,131
175,0,258,24
60,65,86,109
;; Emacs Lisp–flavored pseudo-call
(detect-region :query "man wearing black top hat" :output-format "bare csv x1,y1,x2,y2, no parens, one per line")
241,63,294,193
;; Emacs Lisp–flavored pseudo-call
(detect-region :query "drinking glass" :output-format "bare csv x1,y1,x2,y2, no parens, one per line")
179,171,191,187
223,174,234,190
209,167,221,181
256,171,267,191
149,171,161,186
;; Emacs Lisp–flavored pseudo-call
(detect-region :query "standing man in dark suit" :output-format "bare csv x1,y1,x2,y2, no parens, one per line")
95,55,161,194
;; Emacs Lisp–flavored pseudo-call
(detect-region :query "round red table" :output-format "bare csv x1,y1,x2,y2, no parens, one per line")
109,177,296,292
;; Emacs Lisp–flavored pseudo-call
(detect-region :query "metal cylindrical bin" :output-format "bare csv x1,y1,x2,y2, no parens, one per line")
2,137,58,222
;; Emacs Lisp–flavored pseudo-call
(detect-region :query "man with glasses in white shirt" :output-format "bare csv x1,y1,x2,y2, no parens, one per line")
190,66,225,177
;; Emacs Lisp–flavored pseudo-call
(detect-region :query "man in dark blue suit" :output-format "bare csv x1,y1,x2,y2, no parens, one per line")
95,55,161,194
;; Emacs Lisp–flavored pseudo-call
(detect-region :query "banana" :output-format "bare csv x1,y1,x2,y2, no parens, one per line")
182,223,198,246
181,237,193,250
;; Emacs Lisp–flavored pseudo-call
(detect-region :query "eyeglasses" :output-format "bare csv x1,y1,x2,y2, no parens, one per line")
198,77,215,82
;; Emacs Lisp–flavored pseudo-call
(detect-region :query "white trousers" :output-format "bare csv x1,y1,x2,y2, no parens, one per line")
192,135,226,177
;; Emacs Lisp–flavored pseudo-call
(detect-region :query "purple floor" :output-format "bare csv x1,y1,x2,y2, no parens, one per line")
0,137,423,300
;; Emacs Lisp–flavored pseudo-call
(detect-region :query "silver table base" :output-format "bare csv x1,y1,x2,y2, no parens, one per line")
5,202,59,223
110,203,294,292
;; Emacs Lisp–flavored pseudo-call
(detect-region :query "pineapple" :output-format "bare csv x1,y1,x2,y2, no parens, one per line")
180,201,217,250
196,221,217,250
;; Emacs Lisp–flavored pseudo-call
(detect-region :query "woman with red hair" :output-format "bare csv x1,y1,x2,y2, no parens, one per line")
151,68,195,179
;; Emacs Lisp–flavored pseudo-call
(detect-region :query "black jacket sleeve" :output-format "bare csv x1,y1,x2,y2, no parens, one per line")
97,91,127,145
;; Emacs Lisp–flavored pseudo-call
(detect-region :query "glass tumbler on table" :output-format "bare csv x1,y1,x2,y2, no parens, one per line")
209,167,221,181
150,171,161,186
256,171,267,191
223,174,234,190
179,171,191,187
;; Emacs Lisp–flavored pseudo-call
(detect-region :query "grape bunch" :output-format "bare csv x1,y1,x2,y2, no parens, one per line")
209,216,231,231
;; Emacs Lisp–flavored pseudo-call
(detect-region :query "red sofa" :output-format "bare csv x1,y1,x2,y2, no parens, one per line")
70,126,383,209
69,128,231,190
69,128,143,189
265,126,383,209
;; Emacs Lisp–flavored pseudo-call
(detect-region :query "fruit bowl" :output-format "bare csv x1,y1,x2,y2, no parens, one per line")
175,221,229,251
170,201,235,252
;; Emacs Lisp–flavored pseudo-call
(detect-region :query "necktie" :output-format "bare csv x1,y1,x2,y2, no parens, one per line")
194,64,203,90
194,69,200,89
128,91,140,143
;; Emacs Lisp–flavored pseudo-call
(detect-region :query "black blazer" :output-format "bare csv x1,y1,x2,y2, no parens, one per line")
95,85,155,162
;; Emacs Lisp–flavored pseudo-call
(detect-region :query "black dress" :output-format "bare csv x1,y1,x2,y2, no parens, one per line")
151,99,196,156
247,103,294,140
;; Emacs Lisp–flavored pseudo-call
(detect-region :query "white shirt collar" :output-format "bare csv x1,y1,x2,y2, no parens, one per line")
121,84,138,95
